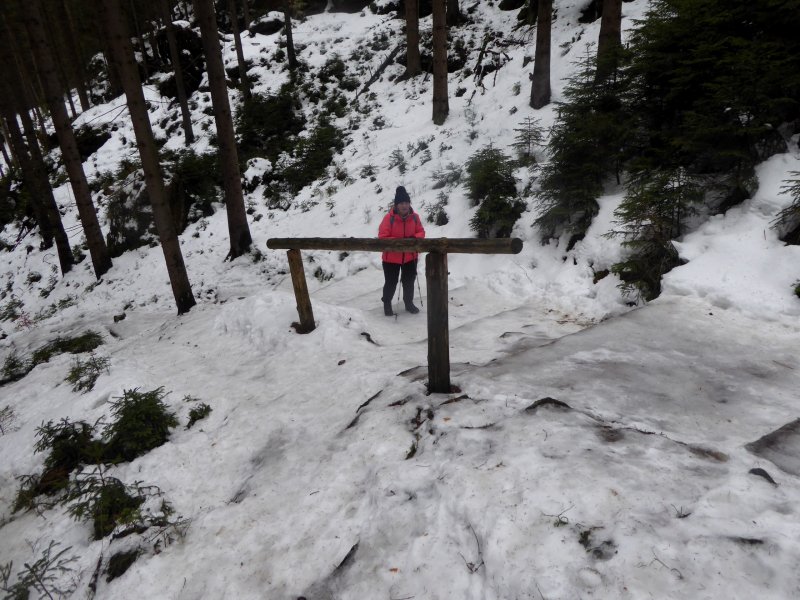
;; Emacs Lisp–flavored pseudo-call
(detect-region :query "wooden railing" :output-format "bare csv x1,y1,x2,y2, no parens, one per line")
266,237,523,393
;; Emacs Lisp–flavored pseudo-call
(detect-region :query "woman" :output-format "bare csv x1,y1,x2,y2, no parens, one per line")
378,186,426,316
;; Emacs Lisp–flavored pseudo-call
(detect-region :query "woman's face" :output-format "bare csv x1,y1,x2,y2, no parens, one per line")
396,201,411,216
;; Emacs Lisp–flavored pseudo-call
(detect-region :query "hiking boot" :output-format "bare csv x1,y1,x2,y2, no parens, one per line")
405,303,420,314
384,302,394,316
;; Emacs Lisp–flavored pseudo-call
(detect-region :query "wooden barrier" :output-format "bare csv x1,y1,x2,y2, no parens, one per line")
266,237,523,393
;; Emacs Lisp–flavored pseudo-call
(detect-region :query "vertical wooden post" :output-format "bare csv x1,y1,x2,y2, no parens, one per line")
426,251,450,392
287,249,315,333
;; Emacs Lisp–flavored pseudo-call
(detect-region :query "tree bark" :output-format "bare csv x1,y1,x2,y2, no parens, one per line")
3,13,75,271
242,0,251,31
1,120,19,170
431,0,449,125
129,0,150,80
193,0,253,259
19,109,74,273
0,127,13,171
227,0,251,99
100,0,196,314
283,0,298,72
446,0,462,27
27,0,113,279
404,0,421,77
596,0,622,82
530,0,551,109
2,112,54,248
160,0,195,145
60,0,91,111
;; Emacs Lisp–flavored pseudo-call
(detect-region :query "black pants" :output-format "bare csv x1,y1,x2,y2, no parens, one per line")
382,260,417,306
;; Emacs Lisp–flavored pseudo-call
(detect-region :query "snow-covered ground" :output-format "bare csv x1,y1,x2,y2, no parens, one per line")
2,2,800,598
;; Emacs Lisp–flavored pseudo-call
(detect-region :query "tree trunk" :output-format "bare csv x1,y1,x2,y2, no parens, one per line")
283,0,297,72
1,12,74,271
61,0,91,111
96,16,124,98
431,0,449,125
242,0,251,31
404,0,421,77
160,0,195,145
596,0,622,82
129,0,150,80
530,0,551,109
27,0,113,279
3,113,54,248
101,0,196,314
19,109,74,273
0,130,13,171
446,0,462,27
228,0,251,99
44,6,79,119
1,119,19,170
193,0,253,259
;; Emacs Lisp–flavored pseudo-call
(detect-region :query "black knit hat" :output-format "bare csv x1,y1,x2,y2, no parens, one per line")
394,186,411,204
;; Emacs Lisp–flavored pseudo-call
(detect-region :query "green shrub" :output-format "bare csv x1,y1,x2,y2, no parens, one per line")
14,419,104,511
0,541,78,599
103,388,178,463
470,195,526,238
534,50,631,238
388,149,407,174
1,351,32,384
66,355,110,393
64,471,144,540
609,169,700,300
163,149,223,231
186,403,212,429
465,146,517,207
31,331,104,365
284,118,343,190
236,86,305,162
511,116,545,166
0,405,14,435
0,297,23,322
772,172,800,245
34,419,105,498
432,163,462,189
424,192,449,226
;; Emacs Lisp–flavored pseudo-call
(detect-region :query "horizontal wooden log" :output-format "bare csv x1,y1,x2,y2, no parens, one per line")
266,237,523,254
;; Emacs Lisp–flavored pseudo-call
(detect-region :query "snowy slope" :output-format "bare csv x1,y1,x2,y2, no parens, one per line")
2,2,800,599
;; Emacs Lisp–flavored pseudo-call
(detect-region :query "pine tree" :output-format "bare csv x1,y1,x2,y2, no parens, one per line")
404,0,421,78
228,0,251,100
159,0,194,145
773,172,800,245
534,48,631,239
431,0,449,125
100,0,196,314
609,168,702,300
511,117,545,165
25,0,113,278
193,0,253,259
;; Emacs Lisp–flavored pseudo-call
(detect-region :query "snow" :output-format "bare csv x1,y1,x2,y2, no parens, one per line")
2,2,800,599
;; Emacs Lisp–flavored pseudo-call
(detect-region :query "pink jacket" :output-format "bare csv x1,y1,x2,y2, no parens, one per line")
378,208,426,264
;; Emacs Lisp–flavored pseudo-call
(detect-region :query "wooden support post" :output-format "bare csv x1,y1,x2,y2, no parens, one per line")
287,249,315,333
426,251,450,393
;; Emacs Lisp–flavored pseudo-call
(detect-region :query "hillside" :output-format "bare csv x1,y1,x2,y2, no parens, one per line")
2,1,800,598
